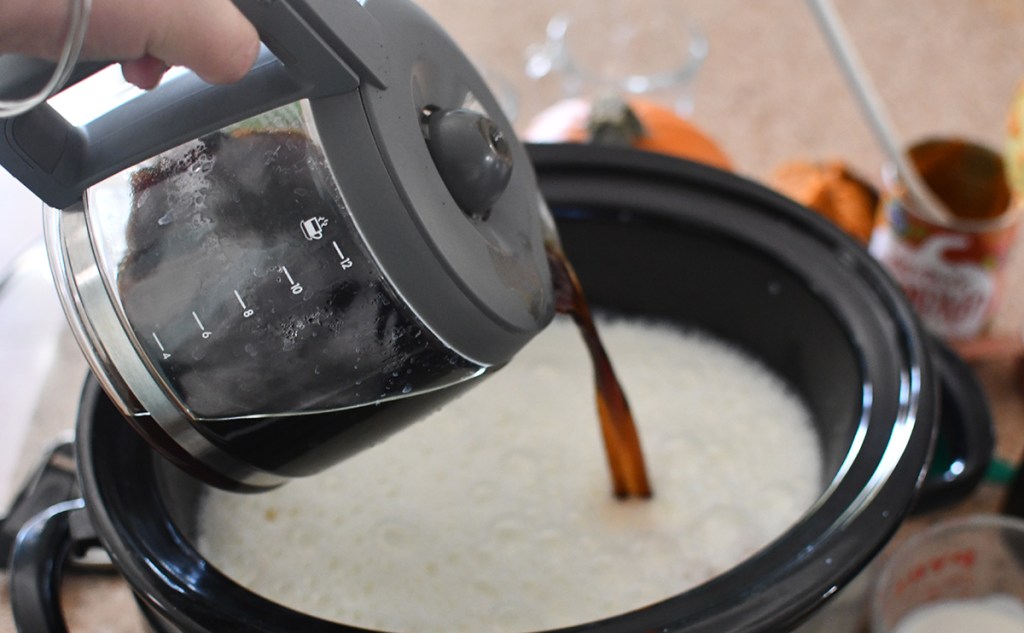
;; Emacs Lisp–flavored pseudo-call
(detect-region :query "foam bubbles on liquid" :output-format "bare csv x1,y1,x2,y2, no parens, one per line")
197,317,822,632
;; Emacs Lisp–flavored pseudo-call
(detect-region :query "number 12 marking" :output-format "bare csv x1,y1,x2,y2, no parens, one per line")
332,241,354,270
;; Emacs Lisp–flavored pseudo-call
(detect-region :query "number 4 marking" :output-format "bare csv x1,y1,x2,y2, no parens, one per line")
153,333,171,360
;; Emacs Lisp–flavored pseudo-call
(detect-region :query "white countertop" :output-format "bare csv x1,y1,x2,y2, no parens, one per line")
0,65,144,505
0,171,53,506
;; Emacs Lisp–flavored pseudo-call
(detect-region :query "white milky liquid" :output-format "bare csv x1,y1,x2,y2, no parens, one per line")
890,594,1024,633
197,317,823,632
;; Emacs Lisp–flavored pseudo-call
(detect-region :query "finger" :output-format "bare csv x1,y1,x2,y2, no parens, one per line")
0,0,80,59
145,0,260,84
121,55,169,89
83,0,260,84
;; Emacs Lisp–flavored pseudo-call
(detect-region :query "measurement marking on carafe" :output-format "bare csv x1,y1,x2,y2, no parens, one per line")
332,241,354,270
152,333,170,359
280,265,304,295
192,311,212,339
234,290,255,318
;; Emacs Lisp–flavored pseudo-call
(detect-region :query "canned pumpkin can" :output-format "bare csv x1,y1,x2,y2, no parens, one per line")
869,138,1020,341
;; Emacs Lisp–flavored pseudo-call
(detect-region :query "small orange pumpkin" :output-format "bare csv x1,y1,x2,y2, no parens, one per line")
524,97,733,171
770,160,878,244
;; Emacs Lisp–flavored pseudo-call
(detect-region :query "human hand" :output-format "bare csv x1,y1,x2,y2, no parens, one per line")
0,0,260,89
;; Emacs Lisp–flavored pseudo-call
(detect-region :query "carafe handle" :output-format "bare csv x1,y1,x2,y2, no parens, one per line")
0,0,388,209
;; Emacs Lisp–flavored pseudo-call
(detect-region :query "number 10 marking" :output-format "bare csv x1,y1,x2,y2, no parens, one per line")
281,265,303,295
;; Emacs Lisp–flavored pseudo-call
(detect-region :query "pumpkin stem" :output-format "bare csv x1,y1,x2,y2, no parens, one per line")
586,96,648,147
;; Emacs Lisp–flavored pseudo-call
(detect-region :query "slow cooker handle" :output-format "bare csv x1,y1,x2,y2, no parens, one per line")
0,440,79,569
914,338,995,513
8,499,85,633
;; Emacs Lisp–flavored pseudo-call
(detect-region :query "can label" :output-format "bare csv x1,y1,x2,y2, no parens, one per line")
870,199,1019,340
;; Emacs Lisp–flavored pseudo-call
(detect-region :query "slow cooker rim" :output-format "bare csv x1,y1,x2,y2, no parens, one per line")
74,144,937,633
543,192,926,516
76,377,936,633
528,144,936,630
532,143,934,506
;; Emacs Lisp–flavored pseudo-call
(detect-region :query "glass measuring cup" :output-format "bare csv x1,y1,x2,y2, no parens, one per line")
871,515,1024,632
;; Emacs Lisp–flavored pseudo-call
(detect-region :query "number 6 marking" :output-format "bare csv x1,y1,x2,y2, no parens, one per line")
193,311,212,340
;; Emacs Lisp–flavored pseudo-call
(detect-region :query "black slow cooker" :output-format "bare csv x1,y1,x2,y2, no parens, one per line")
3,145,992,632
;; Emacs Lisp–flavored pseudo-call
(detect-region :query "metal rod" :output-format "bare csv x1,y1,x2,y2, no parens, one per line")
806,0,951,224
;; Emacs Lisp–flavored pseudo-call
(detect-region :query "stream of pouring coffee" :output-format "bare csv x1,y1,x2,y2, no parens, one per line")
547,244,653,499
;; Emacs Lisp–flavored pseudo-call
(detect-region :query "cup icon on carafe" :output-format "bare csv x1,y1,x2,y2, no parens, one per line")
301,216,328,240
